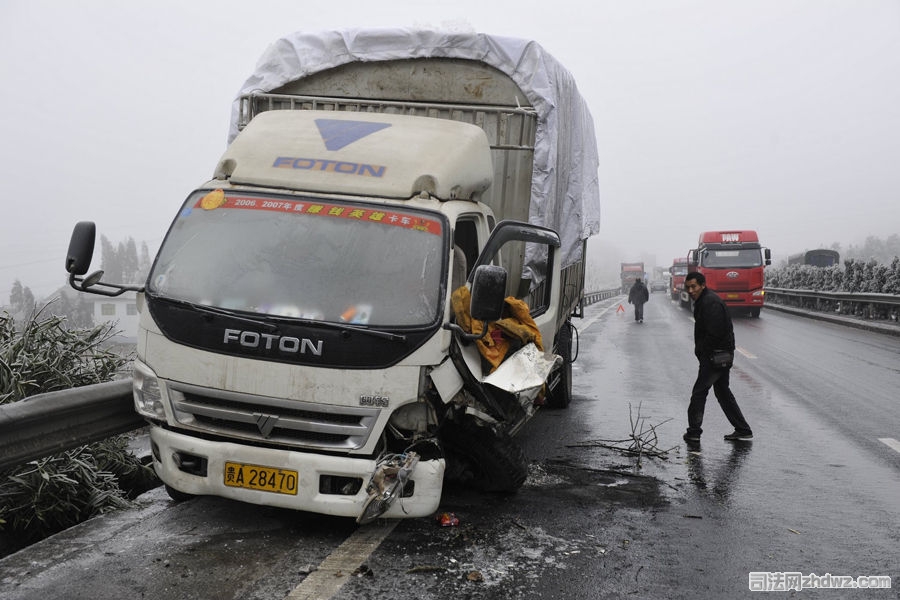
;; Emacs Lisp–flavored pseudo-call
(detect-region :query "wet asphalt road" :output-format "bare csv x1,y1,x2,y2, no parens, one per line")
1,296,898,599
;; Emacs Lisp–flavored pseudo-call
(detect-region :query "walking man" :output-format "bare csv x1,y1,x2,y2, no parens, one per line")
627,277,649,323
682,271,753,443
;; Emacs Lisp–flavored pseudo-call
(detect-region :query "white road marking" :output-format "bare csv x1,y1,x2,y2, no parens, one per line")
878,438,900,454
285,519,398,600
736,347,756,360
581,300,624,331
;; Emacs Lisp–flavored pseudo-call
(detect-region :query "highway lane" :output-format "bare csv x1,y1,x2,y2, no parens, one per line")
730,306,900,469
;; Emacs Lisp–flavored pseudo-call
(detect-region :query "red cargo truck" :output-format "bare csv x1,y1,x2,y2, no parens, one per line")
669,257,689,305
620,262,645,293
686,230,771,317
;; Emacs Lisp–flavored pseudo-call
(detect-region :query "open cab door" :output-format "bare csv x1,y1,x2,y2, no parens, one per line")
468,220,562,348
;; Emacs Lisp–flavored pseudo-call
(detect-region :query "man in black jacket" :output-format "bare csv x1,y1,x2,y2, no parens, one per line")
682,271,753,443
627,278,649,323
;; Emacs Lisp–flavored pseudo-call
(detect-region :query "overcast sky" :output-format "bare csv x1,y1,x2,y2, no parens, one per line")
2,0,899,298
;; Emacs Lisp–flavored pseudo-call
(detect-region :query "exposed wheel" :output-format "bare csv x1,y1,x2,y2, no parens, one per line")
164,484,195,503
546,321,573,409
750,308,761,318
441,419,527,493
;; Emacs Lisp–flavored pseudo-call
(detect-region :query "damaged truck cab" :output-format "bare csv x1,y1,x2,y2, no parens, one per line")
64,30,600,523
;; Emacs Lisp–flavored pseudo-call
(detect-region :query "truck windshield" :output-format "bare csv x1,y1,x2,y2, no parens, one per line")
701,248,763,268
148,190,446,327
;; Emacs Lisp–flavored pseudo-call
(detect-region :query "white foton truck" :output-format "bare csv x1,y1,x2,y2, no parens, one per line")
65,30,600,523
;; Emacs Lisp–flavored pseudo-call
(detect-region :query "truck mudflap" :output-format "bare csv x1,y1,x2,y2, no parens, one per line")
149,426,443,519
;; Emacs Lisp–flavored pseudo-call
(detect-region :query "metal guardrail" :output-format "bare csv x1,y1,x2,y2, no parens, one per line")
0,379,144,472
583,288,621,306
765,287,900,321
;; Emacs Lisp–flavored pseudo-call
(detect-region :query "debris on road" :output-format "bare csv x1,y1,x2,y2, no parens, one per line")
566,403,677,467
435,512,460,527
406,565,448,574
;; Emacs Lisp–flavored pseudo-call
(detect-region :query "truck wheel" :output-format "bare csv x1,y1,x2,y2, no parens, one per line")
546,322,573,409
164,484,195,503
750,308,761,318
441,420,527,493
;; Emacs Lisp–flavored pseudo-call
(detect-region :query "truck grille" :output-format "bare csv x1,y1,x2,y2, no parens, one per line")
167,382,379,451
715,280,747,291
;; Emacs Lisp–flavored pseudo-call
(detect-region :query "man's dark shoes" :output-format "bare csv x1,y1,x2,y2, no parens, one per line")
724,430,753,441
683,432,701,443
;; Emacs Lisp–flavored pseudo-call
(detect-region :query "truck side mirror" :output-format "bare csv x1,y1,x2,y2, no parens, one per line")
64,221,143,297
687,250,698,267
764,248,772,266
66,221,97,275
469,264,507,322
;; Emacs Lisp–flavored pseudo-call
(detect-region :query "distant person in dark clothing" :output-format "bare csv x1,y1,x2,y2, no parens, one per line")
682,271,753,443
628,278,649,323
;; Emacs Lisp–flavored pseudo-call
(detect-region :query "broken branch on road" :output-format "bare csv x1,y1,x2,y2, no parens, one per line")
566,403,678,467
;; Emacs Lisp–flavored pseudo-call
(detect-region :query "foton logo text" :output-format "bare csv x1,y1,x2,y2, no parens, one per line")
223,329,323,356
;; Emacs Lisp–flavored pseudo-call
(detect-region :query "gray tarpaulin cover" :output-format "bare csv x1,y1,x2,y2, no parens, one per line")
228,29,601,271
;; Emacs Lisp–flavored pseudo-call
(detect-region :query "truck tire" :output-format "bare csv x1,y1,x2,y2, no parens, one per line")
441,419,527,493
546,321,573,409
164,484,196,503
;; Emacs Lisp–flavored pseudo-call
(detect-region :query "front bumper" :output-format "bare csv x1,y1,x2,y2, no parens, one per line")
149,425,444,519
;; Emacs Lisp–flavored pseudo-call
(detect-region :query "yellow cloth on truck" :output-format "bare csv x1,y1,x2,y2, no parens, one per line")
450,286,544,372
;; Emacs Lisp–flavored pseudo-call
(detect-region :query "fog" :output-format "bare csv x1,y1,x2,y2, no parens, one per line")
2,1,899,298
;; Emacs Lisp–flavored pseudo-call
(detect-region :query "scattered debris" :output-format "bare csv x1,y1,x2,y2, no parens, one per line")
566,402,678,468
406,565,448,574
683,514,703,519
467,570,484,583
435,512,460,527
351,564,374,577
787,528,802,535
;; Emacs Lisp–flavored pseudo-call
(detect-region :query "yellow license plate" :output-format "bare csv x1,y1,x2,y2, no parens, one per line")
224,462,298,495
726,294,740,299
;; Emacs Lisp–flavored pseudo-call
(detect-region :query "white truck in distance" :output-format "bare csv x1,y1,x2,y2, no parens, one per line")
65,29,601,523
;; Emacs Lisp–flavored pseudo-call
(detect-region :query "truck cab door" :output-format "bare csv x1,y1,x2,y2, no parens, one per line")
687,249,699,268
469,220,561,349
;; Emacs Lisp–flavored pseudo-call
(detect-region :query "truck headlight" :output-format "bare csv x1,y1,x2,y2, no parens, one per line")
389,402,434,434
752,289,765,297
133,362,165,419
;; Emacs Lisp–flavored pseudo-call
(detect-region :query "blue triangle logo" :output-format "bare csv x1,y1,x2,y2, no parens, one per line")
315,119,391,151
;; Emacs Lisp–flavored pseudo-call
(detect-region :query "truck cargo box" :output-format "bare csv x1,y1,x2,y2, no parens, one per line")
227,29,601,282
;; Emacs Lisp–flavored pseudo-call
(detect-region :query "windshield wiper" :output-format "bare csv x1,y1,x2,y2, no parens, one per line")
156,295,406,342
265,314,407,342
163,298,279,331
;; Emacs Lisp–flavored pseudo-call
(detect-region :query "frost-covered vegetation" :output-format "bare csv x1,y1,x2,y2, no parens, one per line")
0,306,154,556
766,257,900,294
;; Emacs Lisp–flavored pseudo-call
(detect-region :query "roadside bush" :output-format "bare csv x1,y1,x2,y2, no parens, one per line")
0,305,152,555
766,257,900,294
